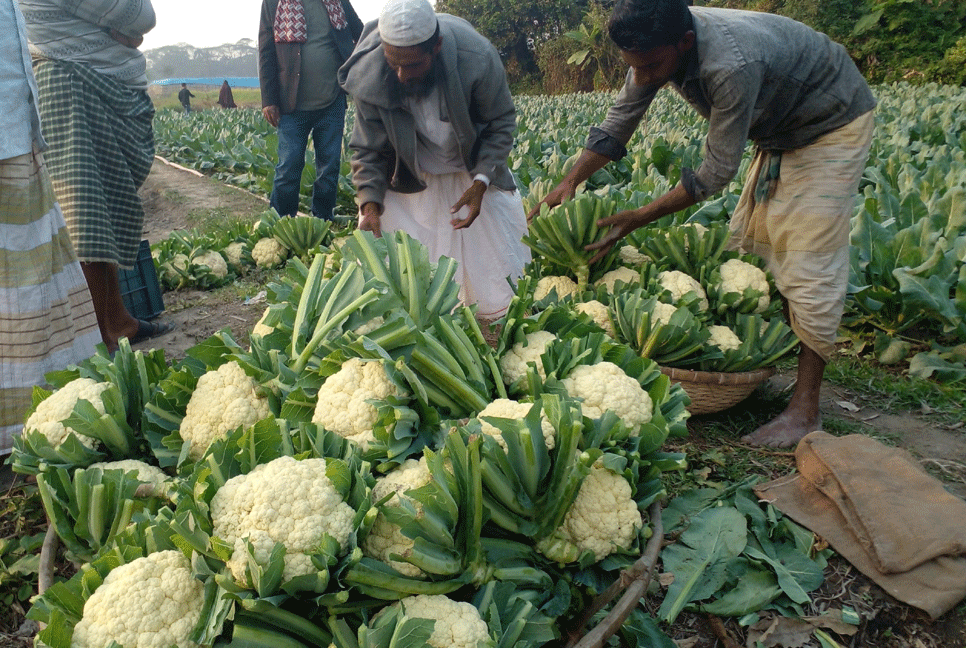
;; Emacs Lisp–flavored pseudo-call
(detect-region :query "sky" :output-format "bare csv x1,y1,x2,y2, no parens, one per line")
140,0,419,51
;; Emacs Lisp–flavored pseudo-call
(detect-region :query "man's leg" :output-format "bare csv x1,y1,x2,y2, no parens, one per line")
270,111,312,217
81,261,139,353
309,95,347,220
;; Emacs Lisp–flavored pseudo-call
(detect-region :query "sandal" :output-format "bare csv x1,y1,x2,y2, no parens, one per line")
130,319,175,344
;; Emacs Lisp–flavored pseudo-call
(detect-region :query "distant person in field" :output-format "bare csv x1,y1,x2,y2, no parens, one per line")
217,79,237,108
258,0,364,220
0,0,100,456
178,82,195,113
531,0,876,448
338,0,531,318
21,0,174,354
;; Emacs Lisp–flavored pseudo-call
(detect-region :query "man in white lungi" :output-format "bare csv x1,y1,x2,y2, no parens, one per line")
338,0,530,318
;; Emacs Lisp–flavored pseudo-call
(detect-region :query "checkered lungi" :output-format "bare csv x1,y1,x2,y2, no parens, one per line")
0,146,100,454
32,58,155,270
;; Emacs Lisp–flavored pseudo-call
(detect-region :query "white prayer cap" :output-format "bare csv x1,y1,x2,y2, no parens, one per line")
379,0,439,47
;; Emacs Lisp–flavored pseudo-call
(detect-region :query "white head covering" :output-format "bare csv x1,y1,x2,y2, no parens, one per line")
379,0,439,47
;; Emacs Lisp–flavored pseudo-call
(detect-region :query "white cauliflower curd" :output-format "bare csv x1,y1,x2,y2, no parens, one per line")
192,250,228,279
594,266,640,292
251,237,287,268
575,300,615,337
498,330,556,386
650,301,680,328
560,362,652,434
223,241,247,268
534,275,579,301
71,550,205,648
363,457,434,577
396,595,490,648
618,245,651,267
24,377,108,450
657,270,709,311
88,459,170,497
708,324,742,352
476,399,556,450
538,462,642,562
180,361,271,460
717,258,770,313
311,357,405,450
211,456,356,585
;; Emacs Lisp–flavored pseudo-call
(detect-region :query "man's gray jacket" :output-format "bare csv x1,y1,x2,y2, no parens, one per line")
259,0,363,114
338,14,517,209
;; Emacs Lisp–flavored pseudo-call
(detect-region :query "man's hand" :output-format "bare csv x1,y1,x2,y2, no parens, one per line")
359,202,383,237
109,29,142,49
526,180,576,223
450,180,486,229
262,106,280,128
585,208,647,265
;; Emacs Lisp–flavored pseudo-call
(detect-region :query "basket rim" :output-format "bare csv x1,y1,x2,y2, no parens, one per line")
659,365,776,386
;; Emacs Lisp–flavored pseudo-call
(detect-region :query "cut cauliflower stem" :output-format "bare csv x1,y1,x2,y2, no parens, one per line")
311,357,404,450
534,275,578,301
193,250,228,279
498,330,556,386
211,456,356,585
476,399,556,450
718,258,770,313
251,236,287,268
618,245,651,267
575,300,615,337
708,324,742,352
538,462,642,562
89,459,169,497
594,266,640,292
71,550,205,648
560,362,652,434
658,270,709,311
180,361,271,460
24,377,108,450
363,457,433,577
396,595,490,648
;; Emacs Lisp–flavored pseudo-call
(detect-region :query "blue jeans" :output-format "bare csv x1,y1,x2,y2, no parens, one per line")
269,94,347,220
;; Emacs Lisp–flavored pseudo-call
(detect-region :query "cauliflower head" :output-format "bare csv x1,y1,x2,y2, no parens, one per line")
575,300,615,337
354,315,385,336
180,361,272,460
193,250,228,279
476,399,556,451
311,357,404,450
88,459,170,497
708,324,742,352
658,270,709,311
498,330,556,386
363,457,433,577
718,258,770,313
223,241,247,268
24,377,108,450
251,237,287,268
650,301,680,328
250,307,275,339
538,462,642,562
71,550,205,648
618,245,651,267
594,266,640,292
560,362,652,433
397,595,490,648
534,275,579,301
211,456,356,585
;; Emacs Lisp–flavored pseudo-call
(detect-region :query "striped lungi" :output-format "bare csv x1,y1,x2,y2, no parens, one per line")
0,146,100,455
32,58,155,270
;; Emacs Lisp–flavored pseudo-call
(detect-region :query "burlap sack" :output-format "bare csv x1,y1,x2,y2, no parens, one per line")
755,431,966,618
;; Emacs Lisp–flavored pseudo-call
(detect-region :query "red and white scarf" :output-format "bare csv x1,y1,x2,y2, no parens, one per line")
274,0,347,43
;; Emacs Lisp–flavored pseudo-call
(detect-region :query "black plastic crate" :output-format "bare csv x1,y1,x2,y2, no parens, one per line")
119,239,165,321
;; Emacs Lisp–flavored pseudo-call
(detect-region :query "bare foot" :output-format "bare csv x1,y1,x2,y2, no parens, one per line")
740,411,821,449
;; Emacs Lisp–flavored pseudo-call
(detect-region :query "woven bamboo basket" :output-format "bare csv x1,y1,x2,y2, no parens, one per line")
660,365,775,415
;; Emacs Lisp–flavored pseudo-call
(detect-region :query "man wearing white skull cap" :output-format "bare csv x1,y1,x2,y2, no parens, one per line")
338,0,530,318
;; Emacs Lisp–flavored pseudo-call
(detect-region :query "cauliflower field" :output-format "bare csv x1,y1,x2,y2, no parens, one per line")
8,82,965,648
